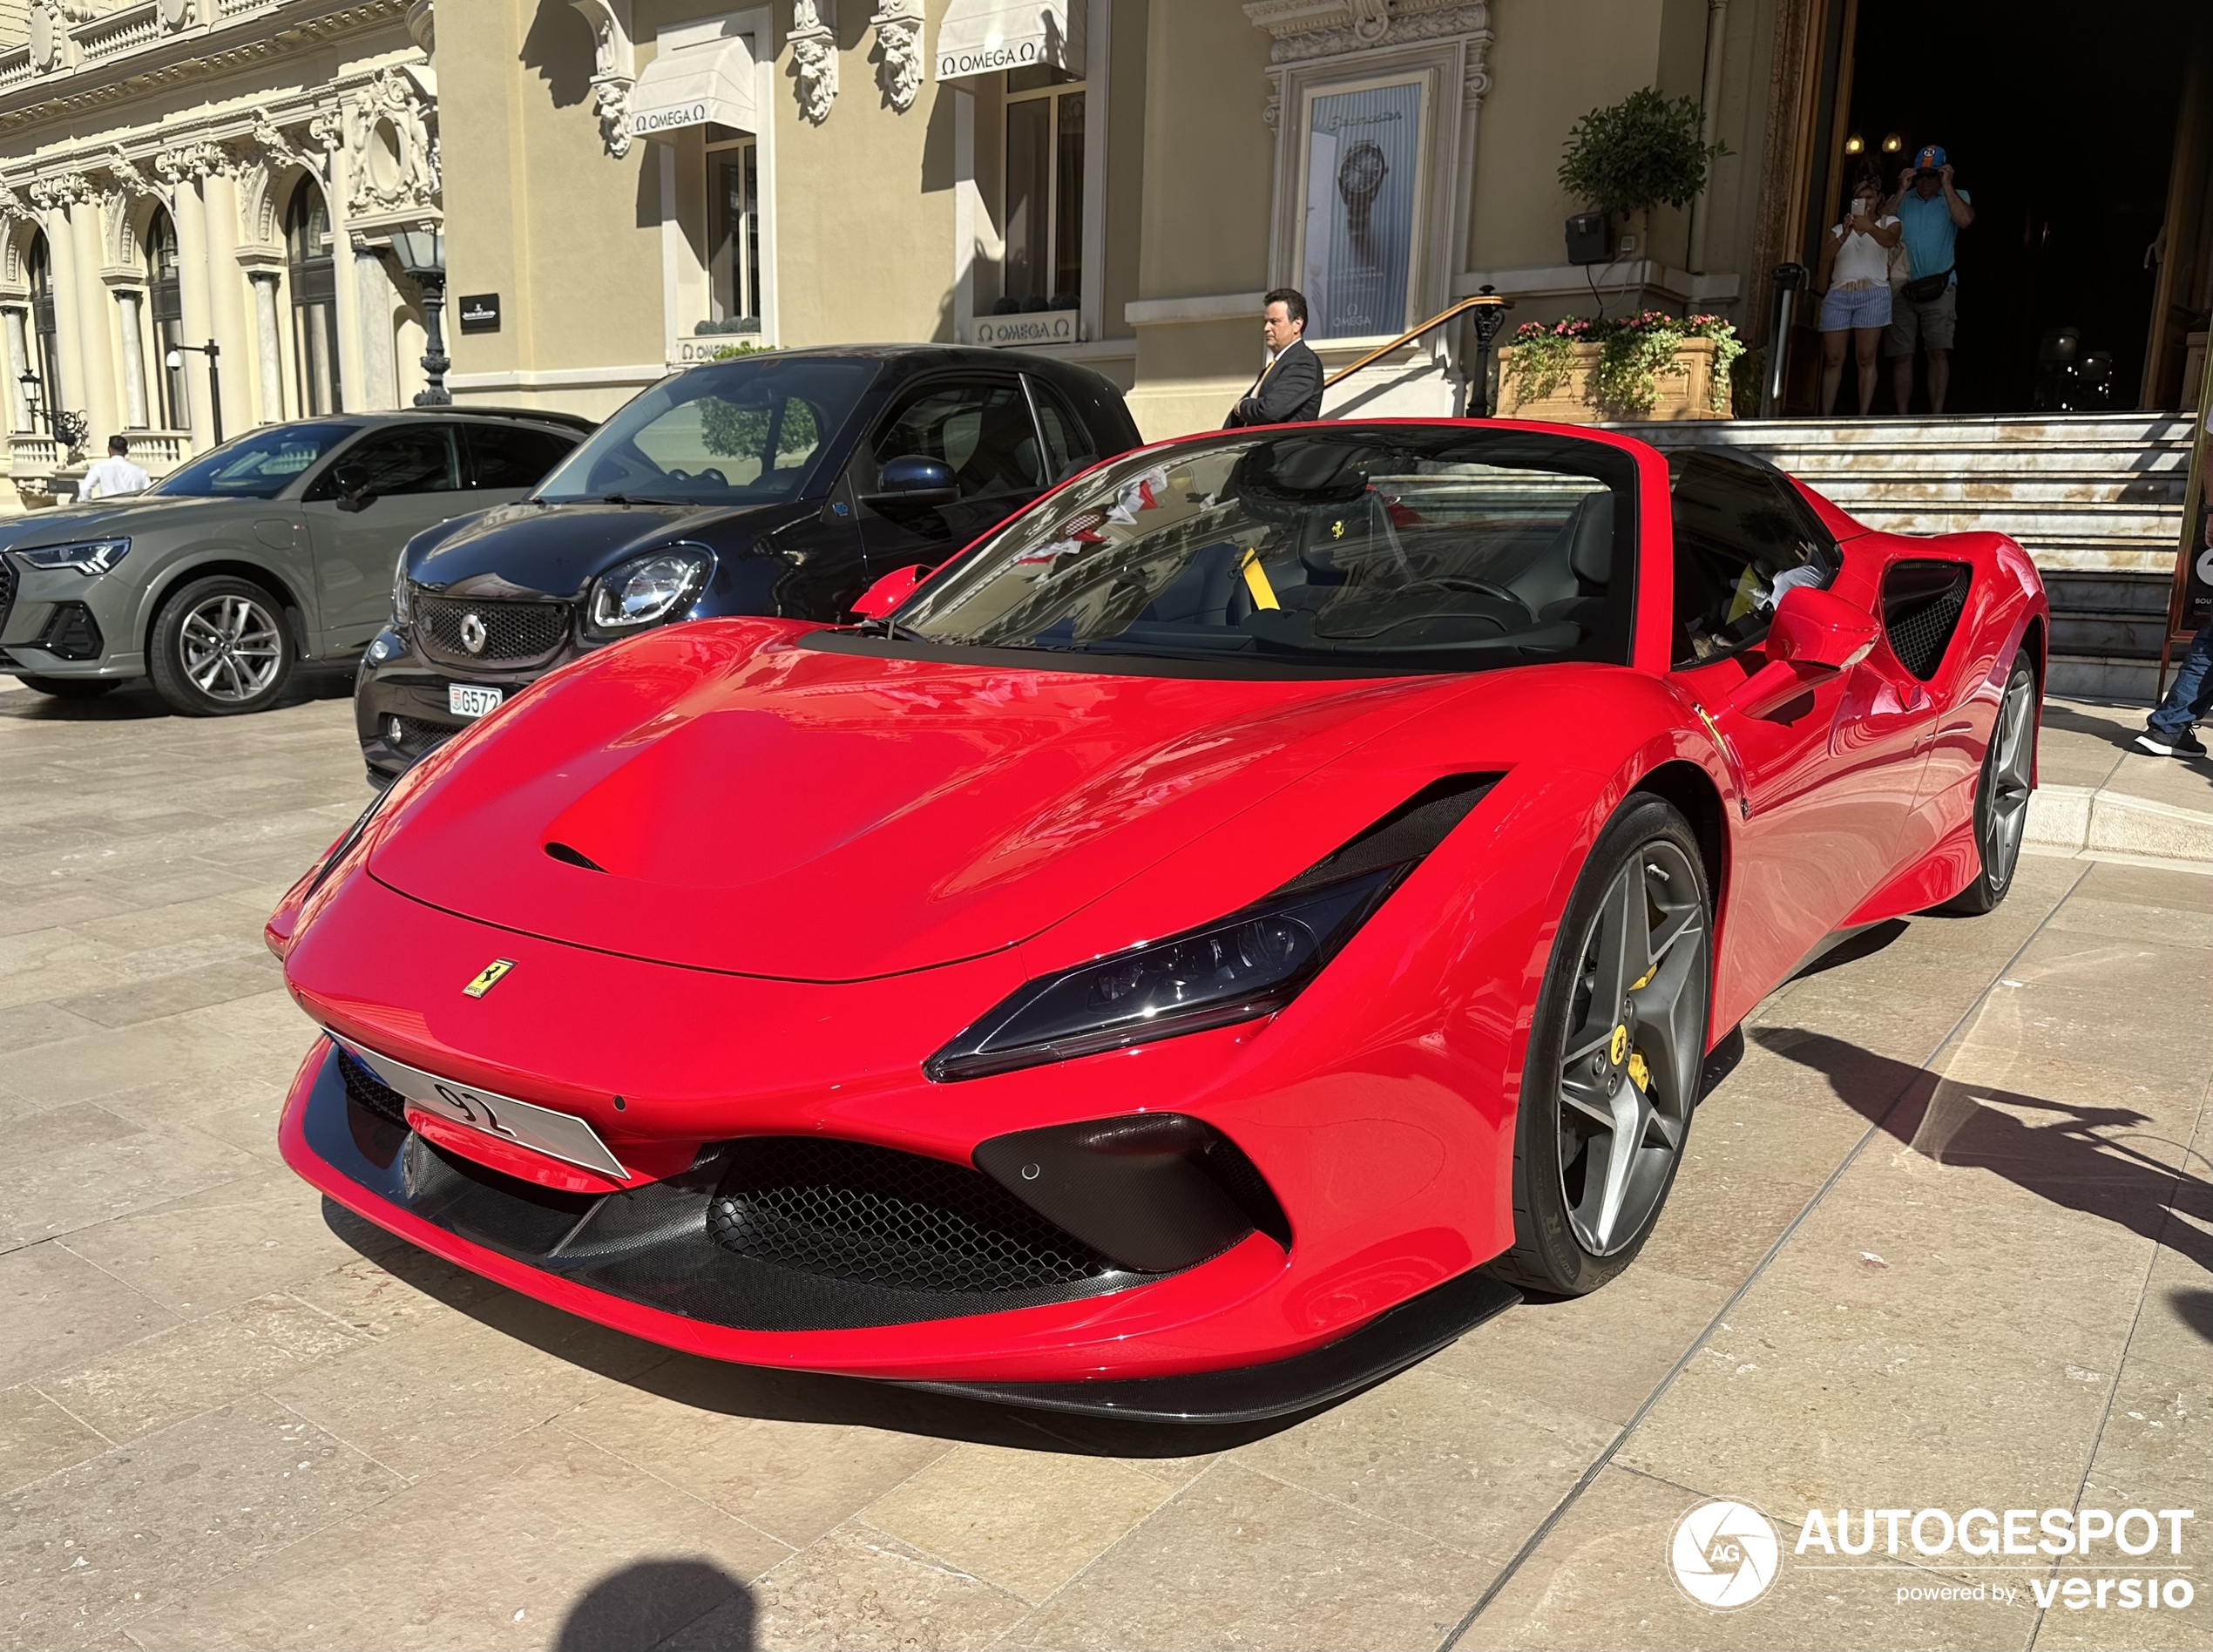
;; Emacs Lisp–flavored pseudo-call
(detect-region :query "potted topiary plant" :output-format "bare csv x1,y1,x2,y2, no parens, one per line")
1556,86,1728,241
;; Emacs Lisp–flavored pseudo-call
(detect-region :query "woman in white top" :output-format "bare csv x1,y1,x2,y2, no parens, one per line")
1816,173,1903,416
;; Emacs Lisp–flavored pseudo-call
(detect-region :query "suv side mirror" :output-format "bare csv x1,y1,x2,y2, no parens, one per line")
859,454,958,508
850,562,935,620
331,466,377,513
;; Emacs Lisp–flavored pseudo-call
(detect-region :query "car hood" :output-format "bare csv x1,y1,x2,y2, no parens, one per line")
366,621,1477,982
409,498,800,599
0,493,250,550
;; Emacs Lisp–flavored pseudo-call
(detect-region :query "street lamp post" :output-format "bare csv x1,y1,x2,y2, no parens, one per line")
164,341,223,445
1465,286,1515,418
389,229,450,406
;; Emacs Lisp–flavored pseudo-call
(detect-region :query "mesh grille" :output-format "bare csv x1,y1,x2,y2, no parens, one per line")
0,555,15,640
335,1048,410,1127
414,592,571,667
389,714,459,757
707,1136,1117,1294
1881,561,1971,681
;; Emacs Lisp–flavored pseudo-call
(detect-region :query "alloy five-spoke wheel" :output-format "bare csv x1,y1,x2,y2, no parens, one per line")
148,574,296,717
1943,648,2038,915
1493,795,1713,1295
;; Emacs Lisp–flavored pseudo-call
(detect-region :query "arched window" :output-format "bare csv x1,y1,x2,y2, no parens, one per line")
26,230,61,416
144,208,187,430
285,180,342,414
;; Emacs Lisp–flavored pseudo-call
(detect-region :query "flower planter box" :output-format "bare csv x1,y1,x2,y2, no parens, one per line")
1497,337,1733,423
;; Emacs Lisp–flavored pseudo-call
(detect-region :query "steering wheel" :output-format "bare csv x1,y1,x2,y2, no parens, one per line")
1403,576,1533,620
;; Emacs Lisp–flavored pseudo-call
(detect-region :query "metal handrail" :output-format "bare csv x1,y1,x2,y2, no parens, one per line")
1321,291,1513,389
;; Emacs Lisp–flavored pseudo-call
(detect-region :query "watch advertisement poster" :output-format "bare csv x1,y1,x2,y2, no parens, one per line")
1301,80,1422,341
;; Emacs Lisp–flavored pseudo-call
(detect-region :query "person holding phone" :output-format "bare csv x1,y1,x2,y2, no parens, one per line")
1816,173,1902,416
1884,146,1975,413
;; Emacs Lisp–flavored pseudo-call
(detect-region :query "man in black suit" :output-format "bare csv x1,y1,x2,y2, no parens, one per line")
1225,287,1324,427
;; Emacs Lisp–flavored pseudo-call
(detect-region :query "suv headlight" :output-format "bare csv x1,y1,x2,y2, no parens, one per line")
19,538,129,574
391,549,413,625
587,547,710,633
925,867,1403,1082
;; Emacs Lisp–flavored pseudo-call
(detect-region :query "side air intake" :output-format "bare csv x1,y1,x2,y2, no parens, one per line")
1880,560,1971,681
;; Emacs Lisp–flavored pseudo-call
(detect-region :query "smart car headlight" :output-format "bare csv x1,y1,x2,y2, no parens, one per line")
18,537,129,575
587,547,710,632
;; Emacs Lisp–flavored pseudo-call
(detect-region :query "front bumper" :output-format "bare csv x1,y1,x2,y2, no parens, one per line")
281,1039,1516,1418
355,623,585,782
0,555,142,678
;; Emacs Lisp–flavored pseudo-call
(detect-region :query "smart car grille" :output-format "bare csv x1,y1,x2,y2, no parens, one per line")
1880,560,1971,682
414,592,571,668
0,554,15,639
335,1048,409,1127
707,1136,1119,1294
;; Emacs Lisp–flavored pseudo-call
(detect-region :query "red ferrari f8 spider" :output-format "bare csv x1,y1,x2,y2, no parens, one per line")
270,420,2045,1421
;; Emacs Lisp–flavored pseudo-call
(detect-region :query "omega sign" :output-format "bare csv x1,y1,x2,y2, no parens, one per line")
939,41,1041,78
630,101,710,136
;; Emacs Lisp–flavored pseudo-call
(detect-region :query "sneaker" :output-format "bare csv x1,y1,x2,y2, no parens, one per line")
2135,724,2208,757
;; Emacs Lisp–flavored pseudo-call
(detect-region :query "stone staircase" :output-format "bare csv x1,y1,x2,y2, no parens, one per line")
1609,412,2195,702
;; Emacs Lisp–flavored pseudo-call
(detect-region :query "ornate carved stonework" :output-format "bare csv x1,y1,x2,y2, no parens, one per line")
790,0,837,125
405,0,433,55
593,80,633,158
869,0,923,112
344,67,439,213
1245,0,1489,64
29,172,93,209
157,0,197,34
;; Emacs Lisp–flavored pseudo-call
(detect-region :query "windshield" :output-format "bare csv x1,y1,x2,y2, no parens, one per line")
152,422,359,499
891,427,1639,674
534,355,876,506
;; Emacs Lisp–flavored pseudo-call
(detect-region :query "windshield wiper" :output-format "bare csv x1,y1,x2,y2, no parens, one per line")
598,492,689,507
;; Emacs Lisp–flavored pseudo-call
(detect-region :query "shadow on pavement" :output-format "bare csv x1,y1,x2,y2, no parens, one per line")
555,1559,755,1651
0,663,353,721
1753,1026,2213,1287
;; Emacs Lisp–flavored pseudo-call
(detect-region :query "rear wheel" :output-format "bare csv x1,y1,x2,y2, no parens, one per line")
147,576,294,716
1940,649,2037,915
1491,795,1712,1297
12,674,119,699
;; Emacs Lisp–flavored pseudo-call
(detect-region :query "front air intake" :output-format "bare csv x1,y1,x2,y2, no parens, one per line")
707,1136,1120,1294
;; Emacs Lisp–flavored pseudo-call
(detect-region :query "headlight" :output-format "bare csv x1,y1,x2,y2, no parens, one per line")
19,538,129,574
925,867,1403,1082
587,547,710,632
391,549,413,625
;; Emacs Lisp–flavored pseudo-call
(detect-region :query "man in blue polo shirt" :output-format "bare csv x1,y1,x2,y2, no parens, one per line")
1885,145,1975,413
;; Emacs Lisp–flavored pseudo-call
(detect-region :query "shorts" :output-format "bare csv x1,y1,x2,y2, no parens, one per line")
1885,281,1958,354
1819,283,1892,331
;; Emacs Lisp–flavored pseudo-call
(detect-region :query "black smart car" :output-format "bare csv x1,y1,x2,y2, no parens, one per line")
356,345,1141,782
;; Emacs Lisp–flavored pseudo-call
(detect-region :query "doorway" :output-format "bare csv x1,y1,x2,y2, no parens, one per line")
1783,0,2210,416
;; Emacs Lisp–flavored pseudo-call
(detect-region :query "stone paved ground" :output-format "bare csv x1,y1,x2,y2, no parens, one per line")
0,676,2206,1652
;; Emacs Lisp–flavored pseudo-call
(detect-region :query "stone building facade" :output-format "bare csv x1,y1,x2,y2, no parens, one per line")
0,0,438,508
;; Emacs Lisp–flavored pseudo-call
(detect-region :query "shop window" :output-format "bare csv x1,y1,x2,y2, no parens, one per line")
706,134,761,332
1002,66,1084,312
285,181,343,416
145,209,187,430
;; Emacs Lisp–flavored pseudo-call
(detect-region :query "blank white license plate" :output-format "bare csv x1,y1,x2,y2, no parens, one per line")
331,1035,626,1181
448,683,503,720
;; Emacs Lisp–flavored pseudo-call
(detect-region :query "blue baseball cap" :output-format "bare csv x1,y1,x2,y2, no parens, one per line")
1912,145,1947,173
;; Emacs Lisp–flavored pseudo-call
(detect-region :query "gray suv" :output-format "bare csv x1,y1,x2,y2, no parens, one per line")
0,409,587,715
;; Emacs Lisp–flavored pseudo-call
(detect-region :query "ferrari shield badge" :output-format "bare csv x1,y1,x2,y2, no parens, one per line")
1608,1023,1629,1066
463,958,516,999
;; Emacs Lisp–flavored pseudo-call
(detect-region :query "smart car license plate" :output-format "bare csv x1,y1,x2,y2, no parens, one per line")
330,1035,626,1180
448,684,503,720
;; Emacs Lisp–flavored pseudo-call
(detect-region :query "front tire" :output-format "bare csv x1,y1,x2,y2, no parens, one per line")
12,674,119,699
1491,795,1713,1297
1940,648,2037,915
147,576,295,716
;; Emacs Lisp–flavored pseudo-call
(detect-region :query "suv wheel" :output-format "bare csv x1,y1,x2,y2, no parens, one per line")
148,576,295,716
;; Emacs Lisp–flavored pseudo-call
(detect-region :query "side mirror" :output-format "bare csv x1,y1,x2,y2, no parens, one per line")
850,562,934,620
1764,582,1880,671
331,467,376,513
860,454,958,508
1728,584,1880,719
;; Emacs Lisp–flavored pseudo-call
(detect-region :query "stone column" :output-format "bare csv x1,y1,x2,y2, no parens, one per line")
167,175,217,449
248,271,285,423
40,209,85,426
65,200,120,446
3,307,31,431
114,288,150,428
200,166,254,440
322,147,368,412
354,243,396,409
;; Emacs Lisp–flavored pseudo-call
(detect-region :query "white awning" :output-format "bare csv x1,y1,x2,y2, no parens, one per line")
629,31,757,141
935,0,1085,82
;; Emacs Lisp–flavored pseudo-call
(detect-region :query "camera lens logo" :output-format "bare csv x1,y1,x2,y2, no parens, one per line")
1669,1500,1780,1610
